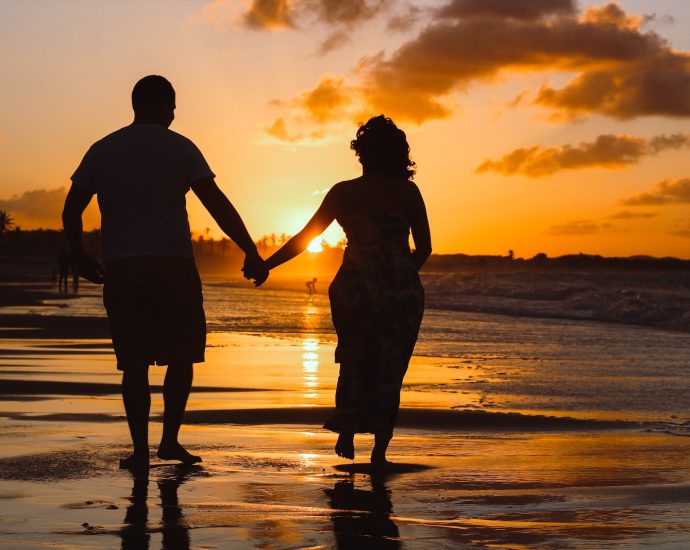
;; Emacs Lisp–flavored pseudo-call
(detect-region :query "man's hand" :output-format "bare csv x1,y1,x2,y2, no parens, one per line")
242,253,269,287
73,251,105,284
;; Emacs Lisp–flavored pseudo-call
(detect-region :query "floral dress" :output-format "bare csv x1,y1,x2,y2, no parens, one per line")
324,180,425,438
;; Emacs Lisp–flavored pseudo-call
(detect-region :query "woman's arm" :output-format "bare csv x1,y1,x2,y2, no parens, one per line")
409,183,432,271
265,187,339,271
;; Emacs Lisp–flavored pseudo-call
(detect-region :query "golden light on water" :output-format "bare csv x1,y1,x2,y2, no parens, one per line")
302,337,320,398
306,237,323,253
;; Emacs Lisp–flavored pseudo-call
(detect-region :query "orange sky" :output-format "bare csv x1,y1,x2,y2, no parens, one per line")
1,0,690,258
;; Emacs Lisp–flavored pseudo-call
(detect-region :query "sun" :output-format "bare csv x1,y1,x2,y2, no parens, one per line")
307,236,324,253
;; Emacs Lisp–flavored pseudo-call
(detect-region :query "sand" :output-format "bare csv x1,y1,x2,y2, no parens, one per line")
2,282,690,548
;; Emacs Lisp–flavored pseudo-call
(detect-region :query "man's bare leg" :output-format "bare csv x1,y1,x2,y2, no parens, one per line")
157,362,201,464
120,365,151,469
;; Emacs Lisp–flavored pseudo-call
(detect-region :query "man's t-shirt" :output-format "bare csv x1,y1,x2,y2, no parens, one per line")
71,124,214,262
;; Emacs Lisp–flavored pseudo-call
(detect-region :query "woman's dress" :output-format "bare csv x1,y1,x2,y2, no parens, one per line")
324,181,425,438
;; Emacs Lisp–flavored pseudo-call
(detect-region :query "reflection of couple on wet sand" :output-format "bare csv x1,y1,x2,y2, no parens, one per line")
62,75,431,472
119,466,399,550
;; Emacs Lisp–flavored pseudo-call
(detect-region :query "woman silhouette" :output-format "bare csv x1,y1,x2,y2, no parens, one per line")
262,116,431,468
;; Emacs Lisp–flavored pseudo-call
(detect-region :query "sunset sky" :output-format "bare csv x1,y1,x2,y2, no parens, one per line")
1,0,690,258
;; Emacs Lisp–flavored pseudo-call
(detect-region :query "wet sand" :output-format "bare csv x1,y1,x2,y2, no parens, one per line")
2,283,690,548
2,421,690,549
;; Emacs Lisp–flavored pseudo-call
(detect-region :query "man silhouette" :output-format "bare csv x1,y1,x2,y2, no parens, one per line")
63,75,268,469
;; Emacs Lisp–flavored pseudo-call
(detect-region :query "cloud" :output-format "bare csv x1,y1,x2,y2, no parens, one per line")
316,30,350,55
606,210,657,220
621,178,690,206
266,0,690,137
0,186,100,229
669,222,690,238
438,0,576,20
386,4,423,33
263,117,325,143
205,0,393,32
244,0,294,29
0,187,68,225
263,75,357,142
292,74,352,122
475,133,690,177
547,220,605,235
362,1,690,122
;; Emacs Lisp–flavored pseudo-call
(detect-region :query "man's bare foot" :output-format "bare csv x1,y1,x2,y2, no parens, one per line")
119,452,150,471
157,442,202,464
335,432,355,460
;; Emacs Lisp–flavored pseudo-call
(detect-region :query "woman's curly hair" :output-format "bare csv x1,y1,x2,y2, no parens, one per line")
350,115,416,181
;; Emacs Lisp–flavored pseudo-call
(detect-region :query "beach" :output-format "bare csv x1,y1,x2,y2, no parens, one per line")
2,280,690,548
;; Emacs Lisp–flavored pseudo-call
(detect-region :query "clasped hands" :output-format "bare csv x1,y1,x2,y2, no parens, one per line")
242,251,269,287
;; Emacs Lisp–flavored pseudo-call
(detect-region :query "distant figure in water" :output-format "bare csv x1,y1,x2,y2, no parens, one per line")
57,248,71,292
62,75,267,470
71,257,80,293
306,277,318,296
247,115,431,469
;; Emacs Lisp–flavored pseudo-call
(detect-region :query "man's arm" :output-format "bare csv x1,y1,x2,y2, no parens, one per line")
191,177,268,284
62,184,104,283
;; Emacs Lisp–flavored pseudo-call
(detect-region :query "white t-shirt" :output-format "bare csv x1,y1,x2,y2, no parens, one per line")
71,124,214,262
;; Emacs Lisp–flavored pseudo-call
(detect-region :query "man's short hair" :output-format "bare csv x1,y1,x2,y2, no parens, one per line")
132,75,175,112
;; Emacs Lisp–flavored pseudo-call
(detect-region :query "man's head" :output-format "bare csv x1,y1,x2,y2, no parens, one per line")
131,75,175,127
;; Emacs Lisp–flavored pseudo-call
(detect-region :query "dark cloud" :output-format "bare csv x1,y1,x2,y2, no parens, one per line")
476,133,690,177
316,30,350,55
264,1,690,140
243,0,294,29
0,187,67,224
669,222,690,238
386,4,423,33
547,220,603,235
362,2,690,122
607,210,657,220
306,0,386,25
535,50,690,120
438,0,575,20
238,0,391,31
0,186,99,229
621,178,690,206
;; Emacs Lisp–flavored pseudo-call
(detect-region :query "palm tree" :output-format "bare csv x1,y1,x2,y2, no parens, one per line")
0,211,14,233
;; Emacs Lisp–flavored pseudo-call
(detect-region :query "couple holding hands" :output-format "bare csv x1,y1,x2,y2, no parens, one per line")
63,75,431,472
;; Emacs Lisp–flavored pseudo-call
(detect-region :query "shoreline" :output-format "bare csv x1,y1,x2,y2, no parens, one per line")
4,275,690,336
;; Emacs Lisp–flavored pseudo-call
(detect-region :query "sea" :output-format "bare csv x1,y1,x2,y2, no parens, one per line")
7,271,690,427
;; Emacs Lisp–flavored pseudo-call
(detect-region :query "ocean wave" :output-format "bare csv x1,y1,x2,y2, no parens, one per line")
421,272,690,332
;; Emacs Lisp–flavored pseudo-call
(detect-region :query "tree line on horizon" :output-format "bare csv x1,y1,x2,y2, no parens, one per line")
2,213,690,273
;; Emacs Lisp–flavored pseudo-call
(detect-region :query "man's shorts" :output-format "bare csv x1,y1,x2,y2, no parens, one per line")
103,256,206,370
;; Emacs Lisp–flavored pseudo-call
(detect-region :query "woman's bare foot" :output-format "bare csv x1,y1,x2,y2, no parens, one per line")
119,452,150,471
335,432,355,460
157,441,202,464
371,435,391,470
370,452,392,474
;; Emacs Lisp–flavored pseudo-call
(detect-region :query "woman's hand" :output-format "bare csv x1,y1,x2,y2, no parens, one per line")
242,252,269,287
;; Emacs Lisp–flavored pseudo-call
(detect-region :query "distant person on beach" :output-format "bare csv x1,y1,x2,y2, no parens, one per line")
246,115,431,470
57,248,71,292
306,277,317,296
63,75,268,470
71,257,80,293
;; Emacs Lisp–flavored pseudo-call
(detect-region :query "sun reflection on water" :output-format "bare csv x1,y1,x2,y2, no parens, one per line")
301,302,321,400
302,338,320,398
